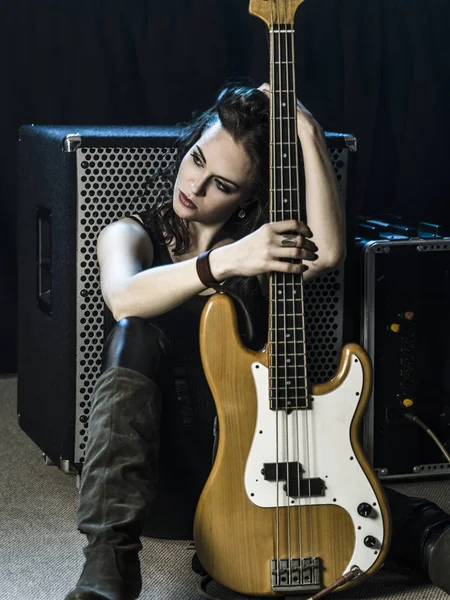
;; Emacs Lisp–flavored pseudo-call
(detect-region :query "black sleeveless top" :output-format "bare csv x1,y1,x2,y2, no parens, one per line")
103,214,268,539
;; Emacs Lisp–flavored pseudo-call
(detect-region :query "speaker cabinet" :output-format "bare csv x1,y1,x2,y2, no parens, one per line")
17,125,356,471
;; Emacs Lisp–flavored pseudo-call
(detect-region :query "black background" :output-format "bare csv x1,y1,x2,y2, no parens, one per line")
3,0,450,373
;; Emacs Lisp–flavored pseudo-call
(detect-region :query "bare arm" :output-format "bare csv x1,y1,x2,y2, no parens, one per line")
258,83,346,274
298,118,346,273
98,218,207,321
99,218,317,322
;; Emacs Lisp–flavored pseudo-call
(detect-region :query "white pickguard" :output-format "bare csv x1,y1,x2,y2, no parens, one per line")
244,354,386,574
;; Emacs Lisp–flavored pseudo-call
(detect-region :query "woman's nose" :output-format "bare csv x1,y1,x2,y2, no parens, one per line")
190,176,207,197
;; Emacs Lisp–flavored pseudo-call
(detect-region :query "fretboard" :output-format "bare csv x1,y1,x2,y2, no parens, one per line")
269,24,309,411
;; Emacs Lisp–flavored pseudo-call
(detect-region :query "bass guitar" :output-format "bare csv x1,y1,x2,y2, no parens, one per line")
194,1,391,597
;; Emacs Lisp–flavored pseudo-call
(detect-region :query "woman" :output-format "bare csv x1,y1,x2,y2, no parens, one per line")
65,85,450,600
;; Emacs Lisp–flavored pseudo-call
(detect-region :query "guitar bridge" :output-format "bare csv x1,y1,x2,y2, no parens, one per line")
271,557,321,593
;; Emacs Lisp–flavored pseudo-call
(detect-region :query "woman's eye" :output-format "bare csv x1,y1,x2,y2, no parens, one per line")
215,179,231,194
191,152,203,166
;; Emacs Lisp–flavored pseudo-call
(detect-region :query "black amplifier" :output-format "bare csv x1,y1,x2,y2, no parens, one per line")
17,125,356,473
359,231,450,480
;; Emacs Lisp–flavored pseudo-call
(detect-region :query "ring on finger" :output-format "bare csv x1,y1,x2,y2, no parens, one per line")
281,233,298,248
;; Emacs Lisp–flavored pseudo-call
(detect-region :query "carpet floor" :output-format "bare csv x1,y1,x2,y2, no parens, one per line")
2,375,449,599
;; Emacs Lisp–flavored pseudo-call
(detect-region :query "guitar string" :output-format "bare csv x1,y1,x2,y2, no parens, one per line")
289,20,315,561
275,0,293,582
278,0,316,572
280,0,305,571
278,1,298,584
269,0,281,584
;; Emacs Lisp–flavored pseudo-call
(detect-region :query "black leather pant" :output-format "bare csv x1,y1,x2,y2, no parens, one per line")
104,316,450,575
102,317,206,540
102,316,171,382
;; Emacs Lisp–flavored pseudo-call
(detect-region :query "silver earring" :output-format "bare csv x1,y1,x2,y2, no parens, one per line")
238,208,246,219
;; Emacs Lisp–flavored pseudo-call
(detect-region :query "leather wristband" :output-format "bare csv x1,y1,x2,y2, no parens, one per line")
196,250,219,288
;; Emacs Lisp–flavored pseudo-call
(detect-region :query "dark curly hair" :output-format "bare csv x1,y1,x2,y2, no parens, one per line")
139,85,270,255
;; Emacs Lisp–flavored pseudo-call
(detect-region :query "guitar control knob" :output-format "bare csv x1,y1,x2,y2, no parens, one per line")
357,503,373,517
364,535,378,548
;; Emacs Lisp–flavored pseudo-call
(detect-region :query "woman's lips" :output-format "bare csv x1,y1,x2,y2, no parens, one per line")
179,190,197,209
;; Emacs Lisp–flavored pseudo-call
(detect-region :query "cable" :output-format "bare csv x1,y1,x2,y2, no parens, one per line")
304,567,362,600
404,413,450,463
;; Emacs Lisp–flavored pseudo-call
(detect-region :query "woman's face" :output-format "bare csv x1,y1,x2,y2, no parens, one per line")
173,120,252,226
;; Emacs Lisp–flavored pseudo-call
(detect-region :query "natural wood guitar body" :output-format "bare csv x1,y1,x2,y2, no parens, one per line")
194,294,390,596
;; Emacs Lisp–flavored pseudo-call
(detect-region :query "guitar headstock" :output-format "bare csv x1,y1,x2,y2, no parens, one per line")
249,0,305,27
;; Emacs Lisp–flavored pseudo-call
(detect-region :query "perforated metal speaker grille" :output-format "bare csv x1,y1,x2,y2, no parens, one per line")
75,145,176,462
75,143,351,463
304,267,343,382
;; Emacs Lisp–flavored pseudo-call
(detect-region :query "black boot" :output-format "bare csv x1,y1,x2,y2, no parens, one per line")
65,318,169,600
384,487,450,593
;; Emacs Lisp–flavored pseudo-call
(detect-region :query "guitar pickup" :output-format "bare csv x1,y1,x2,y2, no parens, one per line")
263,462,325,497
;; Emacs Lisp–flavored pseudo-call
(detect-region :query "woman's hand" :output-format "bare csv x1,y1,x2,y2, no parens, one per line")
257,82,323,136
210,220,318,280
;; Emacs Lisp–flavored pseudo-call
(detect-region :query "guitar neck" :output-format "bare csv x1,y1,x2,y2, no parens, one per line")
252,1,309,410
269,25,302,224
